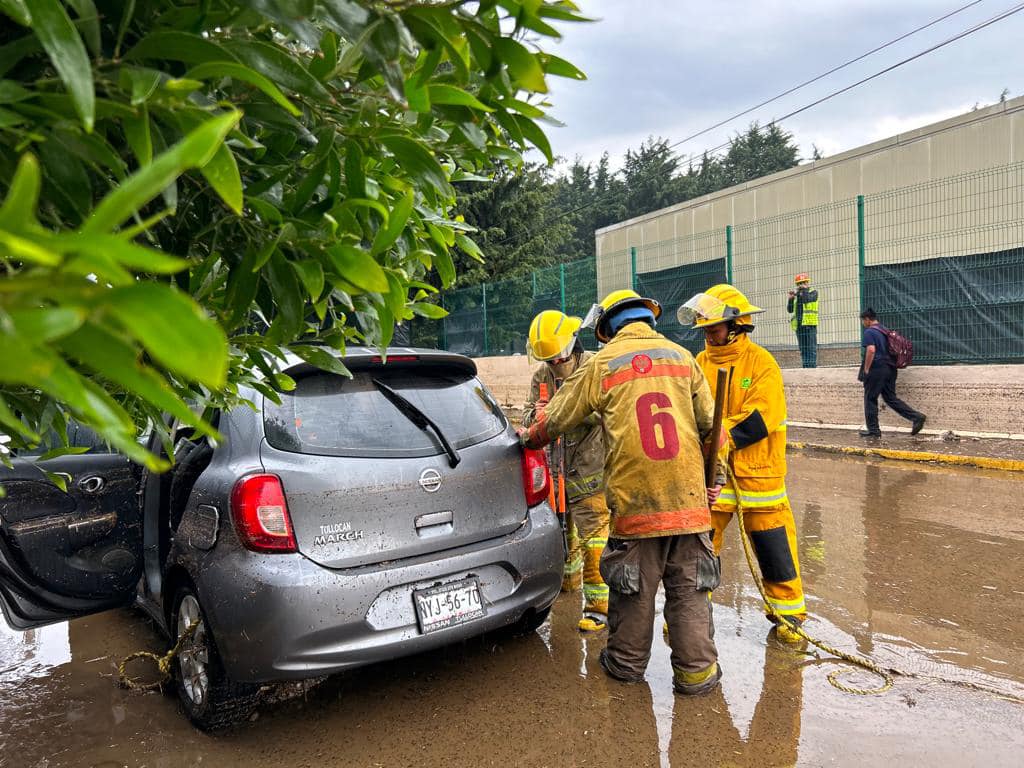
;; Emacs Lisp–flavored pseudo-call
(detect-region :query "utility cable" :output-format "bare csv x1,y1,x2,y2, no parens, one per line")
664,0,985,154
489,0,1023,254
675,0,1024,169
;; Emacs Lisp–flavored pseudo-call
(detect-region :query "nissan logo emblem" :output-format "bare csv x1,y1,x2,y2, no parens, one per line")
419,468,442,493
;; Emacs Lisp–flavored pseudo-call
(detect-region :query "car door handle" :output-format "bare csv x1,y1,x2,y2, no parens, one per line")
78,475,106,494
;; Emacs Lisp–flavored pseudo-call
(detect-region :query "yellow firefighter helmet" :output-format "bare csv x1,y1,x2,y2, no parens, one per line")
527,310,582,362
582,289,662,343
677,284,764,328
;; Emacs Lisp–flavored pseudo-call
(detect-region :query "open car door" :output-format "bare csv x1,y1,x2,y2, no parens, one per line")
0,423,143,630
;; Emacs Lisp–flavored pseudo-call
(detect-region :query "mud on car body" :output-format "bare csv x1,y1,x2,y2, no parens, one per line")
0,348,563,729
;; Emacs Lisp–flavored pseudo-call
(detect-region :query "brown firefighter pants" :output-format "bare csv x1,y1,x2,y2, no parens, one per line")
599,533,719,681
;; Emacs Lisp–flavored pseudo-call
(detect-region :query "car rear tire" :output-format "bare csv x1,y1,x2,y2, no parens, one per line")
171,585,260,731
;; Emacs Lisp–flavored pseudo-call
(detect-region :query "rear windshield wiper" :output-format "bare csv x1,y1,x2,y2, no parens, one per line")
372,378,461,468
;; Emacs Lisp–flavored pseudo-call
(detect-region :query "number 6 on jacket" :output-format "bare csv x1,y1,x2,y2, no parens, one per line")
635,391,680,460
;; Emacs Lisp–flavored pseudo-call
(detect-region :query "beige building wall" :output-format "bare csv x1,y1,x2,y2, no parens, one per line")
595,96,1024,350
474,356,1024,437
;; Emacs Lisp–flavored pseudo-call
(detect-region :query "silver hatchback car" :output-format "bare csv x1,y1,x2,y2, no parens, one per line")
0,348,562,729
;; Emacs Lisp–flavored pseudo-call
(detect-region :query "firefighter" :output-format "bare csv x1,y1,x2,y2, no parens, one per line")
524,310,611,632
787,273,819,368
521,290,722,695
678,284,807,643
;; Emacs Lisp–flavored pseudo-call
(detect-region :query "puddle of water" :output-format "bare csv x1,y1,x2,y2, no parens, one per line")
0,622,71,683
0,455,1022,767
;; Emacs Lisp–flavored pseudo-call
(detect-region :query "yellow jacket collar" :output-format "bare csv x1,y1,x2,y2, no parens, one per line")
703,332,751,364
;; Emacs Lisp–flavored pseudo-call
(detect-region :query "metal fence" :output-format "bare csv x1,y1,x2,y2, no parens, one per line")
409,256,599,356
414,161,1024,366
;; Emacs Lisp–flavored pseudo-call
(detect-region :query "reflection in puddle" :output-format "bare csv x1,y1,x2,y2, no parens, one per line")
0,620,71,684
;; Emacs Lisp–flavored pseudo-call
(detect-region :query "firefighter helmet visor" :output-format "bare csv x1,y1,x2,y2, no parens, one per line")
676,293,740,327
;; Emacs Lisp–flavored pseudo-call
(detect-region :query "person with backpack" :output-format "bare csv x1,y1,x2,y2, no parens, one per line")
858,308,926,438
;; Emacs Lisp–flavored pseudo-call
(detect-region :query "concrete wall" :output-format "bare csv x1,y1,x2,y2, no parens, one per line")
781,364,1024,435
594,96,1024,353
475,356,1024,436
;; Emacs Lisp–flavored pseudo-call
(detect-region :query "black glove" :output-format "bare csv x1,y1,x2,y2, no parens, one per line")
857,367,867,383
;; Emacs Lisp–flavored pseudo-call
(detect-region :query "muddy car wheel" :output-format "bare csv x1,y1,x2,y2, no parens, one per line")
171,586,260,731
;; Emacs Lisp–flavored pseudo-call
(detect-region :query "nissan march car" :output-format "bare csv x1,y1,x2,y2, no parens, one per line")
0,348,562,729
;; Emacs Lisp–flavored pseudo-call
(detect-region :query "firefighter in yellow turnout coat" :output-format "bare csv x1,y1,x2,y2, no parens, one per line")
523,291,722,695
679,284,807,641
524,310,610,632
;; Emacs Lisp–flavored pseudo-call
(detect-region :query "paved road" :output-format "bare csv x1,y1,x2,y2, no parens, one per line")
2,453,1023,767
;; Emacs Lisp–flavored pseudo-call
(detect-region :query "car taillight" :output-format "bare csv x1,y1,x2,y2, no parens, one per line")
370,355,419,363
230,474,297,553
521,447,551,507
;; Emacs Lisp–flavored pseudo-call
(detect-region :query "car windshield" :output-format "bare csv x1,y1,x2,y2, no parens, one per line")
263,369,506,458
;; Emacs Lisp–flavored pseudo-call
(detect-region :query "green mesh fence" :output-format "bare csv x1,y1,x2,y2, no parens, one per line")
415,162,1024,365
410,255,599,356
731,199,860,367
862,163,1024,364
631,228,728,355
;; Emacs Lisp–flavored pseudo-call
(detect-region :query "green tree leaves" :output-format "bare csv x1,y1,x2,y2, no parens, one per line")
0,0,588,468
103,284,228,388
29,0,94,131
85,111,240,232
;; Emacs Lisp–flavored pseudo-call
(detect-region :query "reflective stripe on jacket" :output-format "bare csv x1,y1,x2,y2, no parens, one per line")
788,289,819,329
523,351,604,502
524,323,716,539
696,334,787,479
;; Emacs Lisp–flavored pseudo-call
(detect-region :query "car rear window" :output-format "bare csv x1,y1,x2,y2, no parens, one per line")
263,369,507,458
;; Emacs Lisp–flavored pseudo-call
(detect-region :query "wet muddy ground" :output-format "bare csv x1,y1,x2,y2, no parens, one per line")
2,453,1023,768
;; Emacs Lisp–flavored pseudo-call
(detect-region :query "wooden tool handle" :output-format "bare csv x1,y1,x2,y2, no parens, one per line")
704,368,729,486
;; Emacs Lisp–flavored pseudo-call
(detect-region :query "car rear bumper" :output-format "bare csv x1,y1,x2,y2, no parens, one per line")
197,503,563,683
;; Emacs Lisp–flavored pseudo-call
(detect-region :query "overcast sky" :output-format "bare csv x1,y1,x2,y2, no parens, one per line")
542,0,1023,172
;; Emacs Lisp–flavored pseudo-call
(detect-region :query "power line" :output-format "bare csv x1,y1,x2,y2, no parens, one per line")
664,0,985,154
495,0,1022,253
676,0,1024,169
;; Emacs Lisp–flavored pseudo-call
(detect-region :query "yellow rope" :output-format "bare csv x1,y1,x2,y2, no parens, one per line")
118,619,200,691
729,470,1024,703
566,527,604,564
730,485,893,695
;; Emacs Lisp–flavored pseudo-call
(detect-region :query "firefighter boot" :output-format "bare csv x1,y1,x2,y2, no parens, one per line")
673,662,723,696
772,615,806,645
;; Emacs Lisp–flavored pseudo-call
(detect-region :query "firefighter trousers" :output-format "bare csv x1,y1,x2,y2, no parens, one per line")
600,533,719,682
572,491,610,615
712,476,807,621
561,518,583,592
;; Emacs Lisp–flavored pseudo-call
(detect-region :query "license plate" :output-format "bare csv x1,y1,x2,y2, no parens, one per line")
413,578,486,634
